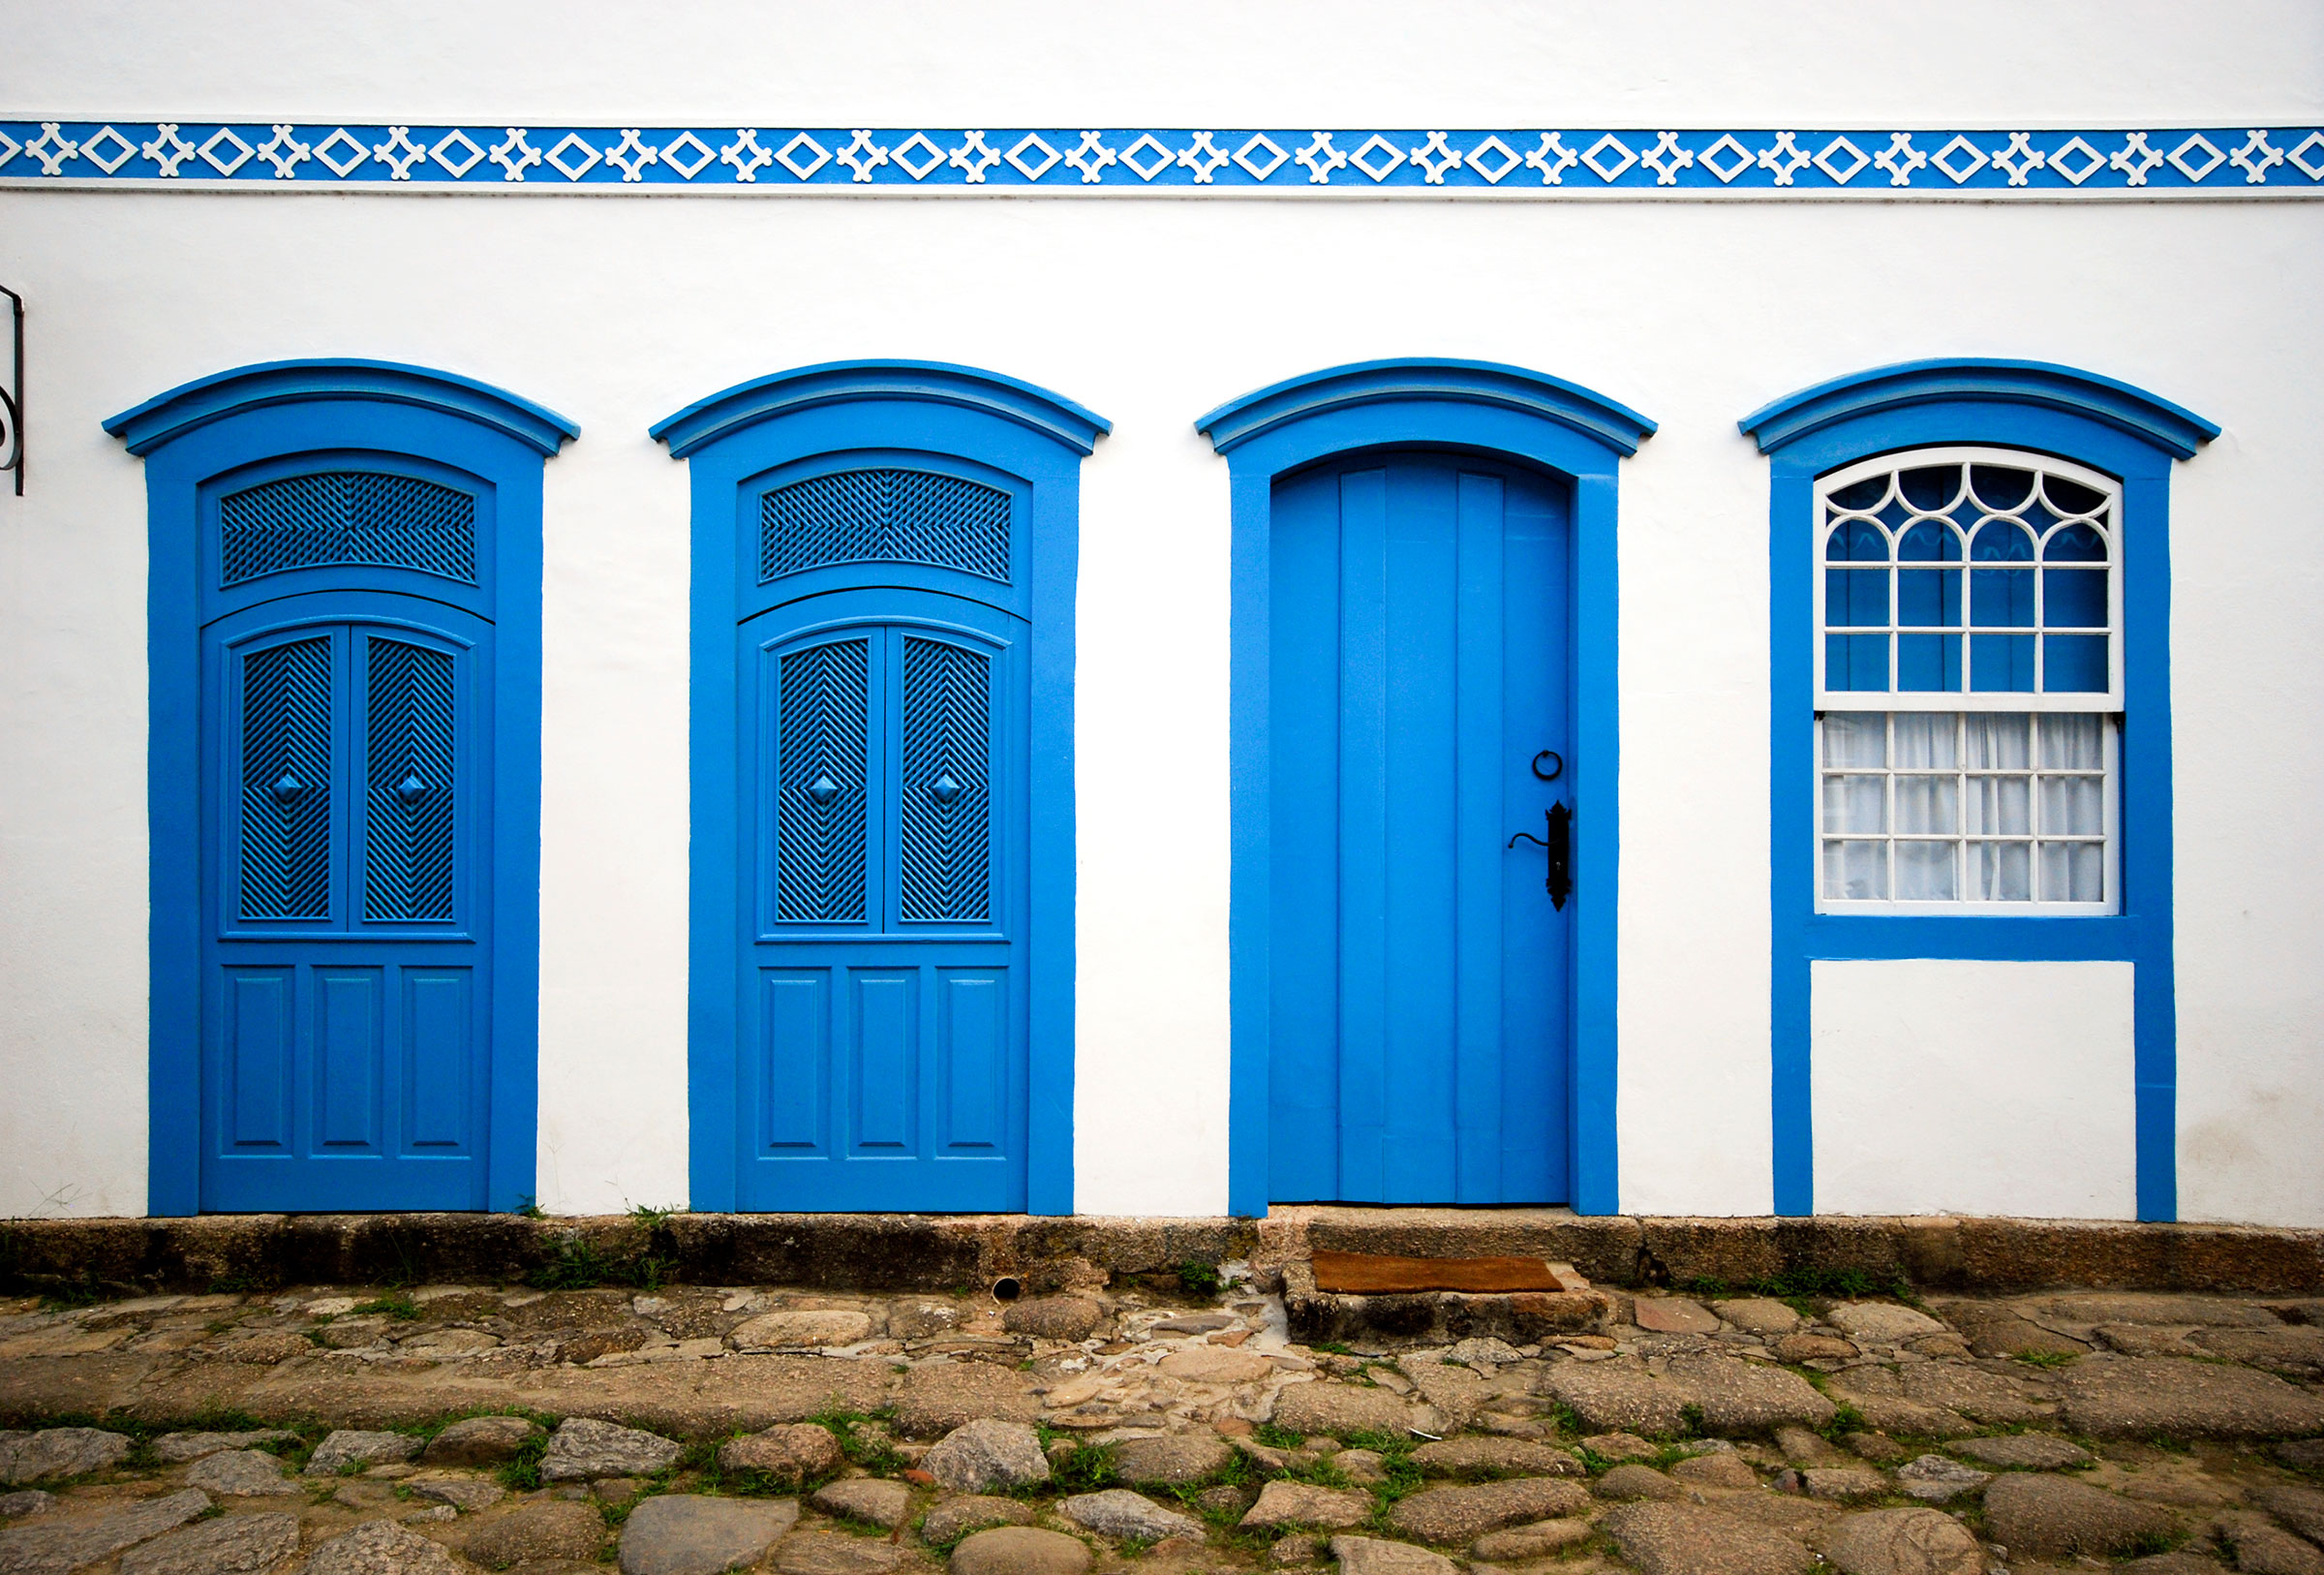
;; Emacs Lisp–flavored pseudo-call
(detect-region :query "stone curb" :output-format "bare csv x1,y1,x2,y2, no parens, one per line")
1,1208,2315,1298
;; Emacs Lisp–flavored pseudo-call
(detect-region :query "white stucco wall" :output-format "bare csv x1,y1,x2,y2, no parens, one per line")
1811,960,2137,1219
3,0,2321,1223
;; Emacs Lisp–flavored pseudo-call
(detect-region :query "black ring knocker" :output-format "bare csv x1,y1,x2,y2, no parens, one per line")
1531,750,1564,783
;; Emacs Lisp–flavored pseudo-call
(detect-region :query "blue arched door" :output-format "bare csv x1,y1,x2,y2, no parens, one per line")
196,463,499,1211
734,466,1030,1211
1268,451,1574,1203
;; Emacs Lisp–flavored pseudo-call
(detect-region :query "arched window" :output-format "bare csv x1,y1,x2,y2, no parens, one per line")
1816,448,2121,910
1742,357,2217,1222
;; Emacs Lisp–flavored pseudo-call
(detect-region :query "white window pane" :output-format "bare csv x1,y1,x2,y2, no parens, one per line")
1970,840,2032,901
1967,775,2031,836
2039,841,2105,903
1822,774,1887,834
1891,712,1957,768
1824,839,1888,900
1894,775,1959,834
1822,713,1885,768
2039,775,2104,836
1895,840,1958,900
2040,712,2104,770
1966,712,2031,769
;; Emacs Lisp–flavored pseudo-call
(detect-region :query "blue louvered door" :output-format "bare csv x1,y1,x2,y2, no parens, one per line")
198,466,494,1211
1269,453,1573,1204
735,462,1030,1211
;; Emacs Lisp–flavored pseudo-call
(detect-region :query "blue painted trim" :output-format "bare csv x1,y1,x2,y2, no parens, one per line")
1199,358,1656,459
104,357,578,458
659,360,1104,1216
119,369,563,1215
1739,357,2218,462
11,121,2323,196
1201,361,1650,1217
1752,376,2202,1220
653,360,1109,460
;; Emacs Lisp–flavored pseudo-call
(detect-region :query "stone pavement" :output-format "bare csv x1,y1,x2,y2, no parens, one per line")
1,1270,2321,1573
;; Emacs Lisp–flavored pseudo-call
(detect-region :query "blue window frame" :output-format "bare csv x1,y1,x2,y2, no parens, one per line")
107,358,576,1215
654,360,1106,1216
1740,358,2217,1220
1198,359,1655,1218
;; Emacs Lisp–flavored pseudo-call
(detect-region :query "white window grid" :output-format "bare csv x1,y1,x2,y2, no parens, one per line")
1814,446,2123,711
1816,709,2118,915
1813,447,2122,916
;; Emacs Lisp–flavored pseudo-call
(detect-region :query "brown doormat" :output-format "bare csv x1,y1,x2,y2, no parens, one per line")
1310,1250,1565,1293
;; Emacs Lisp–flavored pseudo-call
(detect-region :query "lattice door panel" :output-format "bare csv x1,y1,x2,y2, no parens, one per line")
221,471,477,586
238,634,336,920
899,636,993,923
760,469,1010,583
776,638,872,923
362,638,458,923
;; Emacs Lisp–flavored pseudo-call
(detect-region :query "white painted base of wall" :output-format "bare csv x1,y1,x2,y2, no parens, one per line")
1811,958,2136,1219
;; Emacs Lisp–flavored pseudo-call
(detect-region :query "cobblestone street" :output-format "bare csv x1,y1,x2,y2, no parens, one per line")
3,1263,2323,1574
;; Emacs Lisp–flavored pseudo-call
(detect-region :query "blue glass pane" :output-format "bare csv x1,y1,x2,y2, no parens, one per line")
1969,464,2034,510
1825,568,1889,627
1897,633,1963,692
1971,633,2036,692
2044,633,2109,692
1897,522,1961,562
2043,568,2107,628
1826,633,1889,692
1828,475,1887,510
1970,521,2034,562
1972,568,2034,627
1900,465,1960,511
1825,518,1888,561
2044,522,2107,562
1897,568,1961,627
2044,475,2106,515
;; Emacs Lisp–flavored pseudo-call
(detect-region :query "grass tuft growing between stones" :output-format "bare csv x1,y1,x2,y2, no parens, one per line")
2012,1349,2077,1369
352,1292,420,1320
494,1428,552,1491
813,1405,904,1475
1048,1441,1119,1495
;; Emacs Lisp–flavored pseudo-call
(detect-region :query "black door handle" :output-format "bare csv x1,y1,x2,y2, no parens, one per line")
1506,801,1573,910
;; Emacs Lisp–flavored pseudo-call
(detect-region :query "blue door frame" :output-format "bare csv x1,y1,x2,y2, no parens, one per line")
1739,358,2217,1220
654,361,1107,1216
109,359,575,1215
1197,359,1655,1218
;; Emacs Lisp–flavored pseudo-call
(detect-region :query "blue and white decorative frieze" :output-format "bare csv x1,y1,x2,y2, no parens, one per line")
4,122,2321,195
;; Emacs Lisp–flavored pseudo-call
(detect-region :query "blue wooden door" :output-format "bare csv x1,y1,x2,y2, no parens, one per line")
1269,453,1573,1203
198,469,495,1211
737,582,1029,1210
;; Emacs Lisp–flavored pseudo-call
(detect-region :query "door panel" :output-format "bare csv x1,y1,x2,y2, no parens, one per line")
199,603,490,1211
1269,453,1574,1204
738,589,1028,1211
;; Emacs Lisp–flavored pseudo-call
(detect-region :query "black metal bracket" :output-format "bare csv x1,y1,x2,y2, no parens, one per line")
1507,801,1573,910
0,284,19,495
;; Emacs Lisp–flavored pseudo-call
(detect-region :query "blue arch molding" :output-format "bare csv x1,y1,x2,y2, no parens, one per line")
653,360,1110,459
108,357,573,1216
657,359,1106,1217
104,357,579,457
1199,359,1654,1218
1739,357,2219,458
1200,357,1657,458
1742,358,2215,1224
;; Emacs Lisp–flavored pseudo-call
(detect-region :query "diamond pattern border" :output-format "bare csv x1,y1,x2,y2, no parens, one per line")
2,121,2317,195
